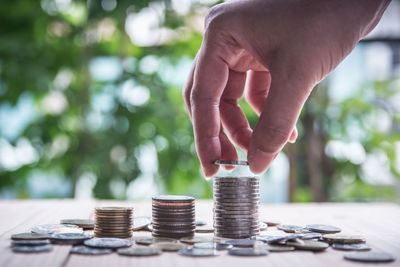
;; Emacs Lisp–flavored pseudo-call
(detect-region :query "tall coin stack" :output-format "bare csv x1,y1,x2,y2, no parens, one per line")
94,207,133,238
152,195,195,238
213,177,260,239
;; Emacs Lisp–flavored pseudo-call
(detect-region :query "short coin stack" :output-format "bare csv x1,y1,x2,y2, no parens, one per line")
152,195,195,239
213,176,260,239
94,207,133,238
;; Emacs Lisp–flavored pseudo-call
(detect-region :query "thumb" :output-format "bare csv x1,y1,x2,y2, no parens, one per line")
248,68,313,174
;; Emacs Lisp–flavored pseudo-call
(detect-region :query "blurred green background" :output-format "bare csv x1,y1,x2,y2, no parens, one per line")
0,0,399,202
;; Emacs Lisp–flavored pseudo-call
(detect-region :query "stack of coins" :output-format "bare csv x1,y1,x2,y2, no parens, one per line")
94,207,133,238
213,177,260,239
152,195,195,239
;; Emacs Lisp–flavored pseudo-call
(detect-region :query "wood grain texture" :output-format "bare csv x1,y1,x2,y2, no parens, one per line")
0,200,399,267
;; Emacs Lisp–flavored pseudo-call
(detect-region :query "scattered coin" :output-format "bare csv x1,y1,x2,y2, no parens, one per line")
322,234,365,244
135,237,177,246
259,222,268,231
193,242,216,249
151,242,187,251
196,220,207,226
180,236,215,244
12,244,53,253
277,225,304,233
118,246,162,256
344,251,395,263
332,243,371,251
84,238,132,249
262,220,280,227
214,160,249,166
133,216,151,231
195,225,214,233
228,248,268,257
178,248,219,257
300,233,322,240
216,242,233,250
11,240,50,246
306,224,341,234
70,245,112,255
287,240,329,251
265,244,295,252
226,239,263,247
11,233,48,241
31,224,80,234
60,219,94,229
49,233,93,245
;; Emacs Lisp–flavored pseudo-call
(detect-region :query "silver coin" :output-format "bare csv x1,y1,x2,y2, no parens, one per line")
195,225,214,233
344,252,395,263
84,238,132,249
31,224,79,234
257,234,303,244
195,220,207,226
178,248,219,257
214,160,249,166
265,244,295,252
180,236,215,244
228,248,268,257
12,244,53,253
277,225,304,233
152,195,195,202
11,233,48,241
193,242,217,249
306,224,341,234
135,237,177,245
60,219,94,229
300,233,322,240
332,243,371,251
259,222,268,231
133,216,151,231
262,220,280,227
49,233,93,245
287,240,329,251
70,245,112,255
226,239,263,247
151,242,187,251
11,240,50,246
118,246,162,256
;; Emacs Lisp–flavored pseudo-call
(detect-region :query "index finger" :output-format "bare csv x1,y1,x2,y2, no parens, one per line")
190,45,229,177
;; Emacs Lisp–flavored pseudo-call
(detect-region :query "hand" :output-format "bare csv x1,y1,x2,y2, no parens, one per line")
183,0,390,177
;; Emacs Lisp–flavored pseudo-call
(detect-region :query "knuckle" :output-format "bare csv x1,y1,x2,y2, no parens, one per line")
204,4,226,31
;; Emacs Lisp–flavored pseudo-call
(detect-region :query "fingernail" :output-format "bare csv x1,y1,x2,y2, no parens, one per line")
249,148,275,174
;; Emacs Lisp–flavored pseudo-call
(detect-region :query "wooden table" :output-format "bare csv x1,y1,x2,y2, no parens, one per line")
0,200,399,267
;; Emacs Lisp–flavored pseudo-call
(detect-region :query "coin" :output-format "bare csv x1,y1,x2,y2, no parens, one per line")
151,242,187,251
11,240,50,246
12,244,53,253
277,225,304,233
31,224,79,234
193,242,217,249
226,239,264,247
180,236,215,244
49,233,93,245
287,240,329,251
259,222,268,231
84,238,132,249
214,160,249,166
196,220,207,226
70,245,112,255
118,246,162,256
332,243,371,251
265,244,295,252
178,248,219,257
95,207,133,212
11,233,48,241
135,237,177,246
60,219,95,229
195,225,214,233
262,220,280,227
300,233,322,240
228,248,268,257
344,252,395,263
306,224,341,234
152,195,195,202
322,234,365,244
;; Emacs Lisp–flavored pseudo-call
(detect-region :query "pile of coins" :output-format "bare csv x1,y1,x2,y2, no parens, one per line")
213,176,260,239
94,207,133,238
152,195,195,239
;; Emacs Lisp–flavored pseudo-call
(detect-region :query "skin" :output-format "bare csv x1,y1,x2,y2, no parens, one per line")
183,0,391,177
